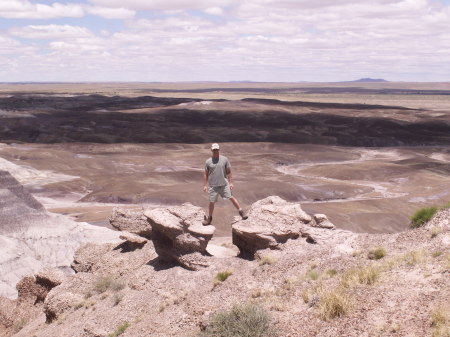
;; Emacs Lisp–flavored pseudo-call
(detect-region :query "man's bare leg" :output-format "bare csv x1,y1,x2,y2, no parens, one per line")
229,197,241,210
230,197,248,220
202,202,215,225
209,202,215,217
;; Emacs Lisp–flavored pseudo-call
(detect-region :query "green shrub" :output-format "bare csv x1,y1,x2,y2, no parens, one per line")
108,322,129,337
216,270,233,282
368,247,386,260
200,303,275,337
410,206,438,228
326,269,338,277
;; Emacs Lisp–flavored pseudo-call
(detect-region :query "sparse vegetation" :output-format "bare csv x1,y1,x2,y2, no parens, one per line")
410,206,437,228
94,275,125,294
258,255,276,266
340,265,380,287
216,270,233,282
402,250,426,266
430,227,443,238
368,247,386,260
108,322,130,337
113,293,123,306
13,318,28,332
199,303,275,337
326,269,337,277
431,306,449,337
432,251,443,258
317,287,351,321
307,270,321,281
301,288,310,303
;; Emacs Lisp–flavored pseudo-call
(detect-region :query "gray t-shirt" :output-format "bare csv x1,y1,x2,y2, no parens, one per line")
205,155,230,187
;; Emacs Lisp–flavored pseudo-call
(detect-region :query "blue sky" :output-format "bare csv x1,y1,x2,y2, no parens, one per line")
1,0,450,82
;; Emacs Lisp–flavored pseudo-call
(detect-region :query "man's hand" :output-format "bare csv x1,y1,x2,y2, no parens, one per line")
203,185,208,193
229,183,234,190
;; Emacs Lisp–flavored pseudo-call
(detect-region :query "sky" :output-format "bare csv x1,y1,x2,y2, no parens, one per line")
1,0,450,82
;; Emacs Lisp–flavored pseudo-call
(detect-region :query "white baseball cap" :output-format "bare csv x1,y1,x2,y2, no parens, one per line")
211,143,220,150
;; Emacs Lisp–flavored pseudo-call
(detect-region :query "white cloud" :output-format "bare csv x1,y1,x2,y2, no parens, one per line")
2,0,450,81
0,0,84,19
9,25,92,39
86,6,136,19
204,7,224,16
88,0,235,11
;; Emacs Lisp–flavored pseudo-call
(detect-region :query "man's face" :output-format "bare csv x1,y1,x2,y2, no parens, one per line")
212,149,219,157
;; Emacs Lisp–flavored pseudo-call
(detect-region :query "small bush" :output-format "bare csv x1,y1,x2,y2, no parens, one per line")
108,322,130,337
340,265,380,287
432,251,442,258
307,270,320,281
317,287,351,321
430,227,443,239
95,275,125,294
402,250,426,266
113,293,123,306
410,206,438,228
431,306,449,337
368,247,386,260
199,303,275,337
258,255,276,266
13,318,28,332
326,269,337,277
216,270,233,282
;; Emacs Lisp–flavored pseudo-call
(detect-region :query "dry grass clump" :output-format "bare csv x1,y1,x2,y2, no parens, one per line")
107,322,129,337
258,255,276,266
368,247,386,260
340,265,380,288
13,318,28,332
401,250,426,266
431,306,449,337
199,303,276,337
317,287,351,321
306,270,321,281
94,275,125,293
326,269,338,277
430,227,443,239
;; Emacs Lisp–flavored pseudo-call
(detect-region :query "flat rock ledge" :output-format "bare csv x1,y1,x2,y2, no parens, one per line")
110,207,151,239
144,203,215,270
232,196,335,258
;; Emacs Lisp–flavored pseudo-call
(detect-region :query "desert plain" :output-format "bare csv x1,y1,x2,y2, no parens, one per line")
0,81,449,236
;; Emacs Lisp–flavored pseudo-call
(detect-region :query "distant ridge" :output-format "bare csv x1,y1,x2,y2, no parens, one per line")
346,78,388,83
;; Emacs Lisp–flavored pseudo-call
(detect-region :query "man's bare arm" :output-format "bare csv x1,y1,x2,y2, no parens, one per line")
203,170,209,192
227,167,234,189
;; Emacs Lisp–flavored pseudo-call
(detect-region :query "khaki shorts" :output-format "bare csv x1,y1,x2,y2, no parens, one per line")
208,184,232,202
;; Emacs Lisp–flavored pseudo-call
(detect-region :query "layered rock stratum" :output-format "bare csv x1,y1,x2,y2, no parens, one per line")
0,170,121,299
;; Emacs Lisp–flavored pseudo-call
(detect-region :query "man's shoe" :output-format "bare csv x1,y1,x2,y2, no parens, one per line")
239,209,248,220
202,215,212,226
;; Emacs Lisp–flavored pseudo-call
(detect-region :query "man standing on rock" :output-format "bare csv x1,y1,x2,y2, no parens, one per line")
202,143,248,225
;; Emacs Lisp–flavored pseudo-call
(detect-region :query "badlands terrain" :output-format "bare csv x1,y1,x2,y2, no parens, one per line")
0,82,449,336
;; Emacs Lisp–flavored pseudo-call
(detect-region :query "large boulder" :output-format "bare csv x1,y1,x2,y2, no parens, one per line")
110,207,152,239
232,196,335,258
144,203,215,270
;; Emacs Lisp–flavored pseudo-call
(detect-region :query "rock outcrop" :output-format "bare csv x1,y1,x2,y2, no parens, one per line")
0,169,121,299
110,207,151,239
232,196,336,258
144,203,215,270
312,213,335,229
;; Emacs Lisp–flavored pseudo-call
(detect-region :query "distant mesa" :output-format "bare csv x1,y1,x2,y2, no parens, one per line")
347,78,388,83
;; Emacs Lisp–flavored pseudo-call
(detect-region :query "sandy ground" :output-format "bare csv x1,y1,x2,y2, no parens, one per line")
1,142,449,235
